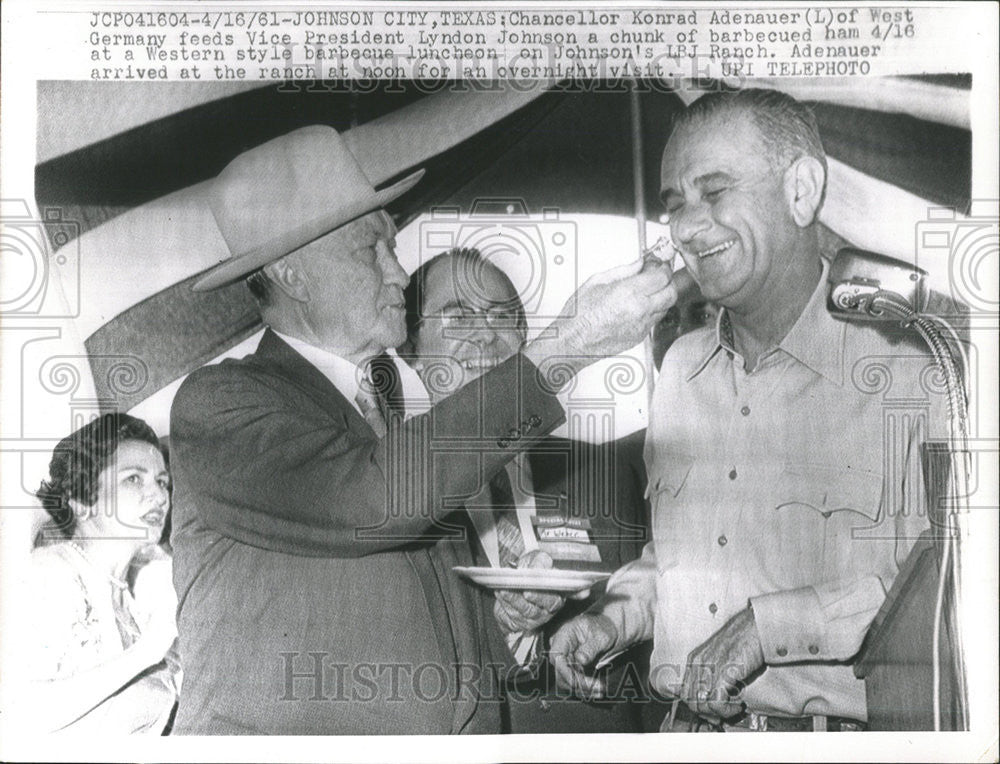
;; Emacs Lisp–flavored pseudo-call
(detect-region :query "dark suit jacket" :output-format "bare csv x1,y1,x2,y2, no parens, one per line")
478,432,671,733
169,329,565,734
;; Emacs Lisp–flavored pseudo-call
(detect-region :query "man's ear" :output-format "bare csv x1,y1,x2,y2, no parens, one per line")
784,156,826,227
264,257,309,302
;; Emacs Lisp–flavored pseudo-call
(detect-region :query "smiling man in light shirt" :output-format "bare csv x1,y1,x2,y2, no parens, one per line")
551,89,942,733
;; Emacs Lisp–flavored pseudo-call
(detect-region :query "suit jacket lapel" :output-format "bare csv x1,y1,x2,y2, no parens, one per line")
254,329,373,434
257,328,491,732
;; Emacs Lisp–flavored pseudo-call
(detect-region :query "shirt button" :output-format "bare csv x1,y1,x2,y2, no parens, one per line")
708,602,718,614
539,699,551,712
776,646,788,657
728,469,738,480
717,535,728,547
808,645,820,655
740,405,751,416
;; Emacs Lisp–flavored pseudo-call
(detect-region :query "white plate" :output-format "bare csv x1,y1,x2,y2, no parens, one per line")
453,566,610,593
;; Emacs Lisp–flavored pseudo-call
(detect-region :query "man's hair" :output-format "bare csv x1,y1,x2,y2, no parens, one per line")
246,266,276,307
672,88,828,181
402,247,526,347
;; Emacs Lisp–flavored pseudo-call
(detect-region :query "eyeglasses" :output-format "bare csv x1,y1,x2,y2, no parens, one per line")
419,303,524,331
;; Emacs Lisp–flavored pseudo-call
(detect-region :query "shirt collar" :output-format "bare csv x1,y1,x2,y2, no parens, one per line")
685,257,845,386
685,311,727,381
270,329,366,414
778,258,846,386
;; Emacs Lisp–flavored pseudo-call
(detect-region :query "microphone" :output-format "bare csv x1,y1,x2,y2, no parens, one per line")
825,248,969,733
827,248,928,320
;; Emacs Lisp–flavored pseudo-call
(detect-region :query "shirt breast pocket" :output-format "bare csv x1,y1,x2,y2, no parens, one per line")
645,455,695,573
775,462,885,584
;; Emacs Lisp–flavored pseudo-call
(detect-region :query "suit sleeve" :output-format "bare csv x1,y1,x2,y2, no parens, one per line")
171,354,565,557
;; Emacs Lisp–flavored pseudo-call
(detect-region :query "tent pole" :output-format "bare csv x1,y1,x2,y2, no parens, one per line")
630,83,648,253
630,81,657,410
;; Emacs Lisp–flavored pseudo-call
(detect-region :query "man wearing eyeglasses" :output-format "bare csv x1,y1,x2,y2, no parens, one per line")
397,248,663,733
399,247,529,401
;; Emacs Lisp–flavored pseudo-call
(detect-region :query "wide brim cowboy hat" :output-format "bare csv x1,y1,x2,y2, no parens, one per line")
193,125,423,291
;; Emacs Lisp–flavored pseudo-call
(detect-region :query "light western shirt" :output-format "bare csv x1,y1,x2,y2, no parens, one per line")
598,258,945,719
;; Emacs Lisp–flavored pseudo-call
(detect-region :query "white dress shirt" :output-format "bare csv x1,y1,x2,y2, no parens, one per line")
271,330,366,415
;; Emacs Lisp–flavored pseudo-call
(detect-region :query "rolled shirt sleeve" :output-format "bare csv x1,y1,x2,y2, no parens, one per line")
751,576,888,664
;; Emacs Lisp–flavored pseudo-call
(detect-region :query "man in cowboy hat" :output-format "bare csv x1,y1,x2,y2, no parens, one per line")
168,125,679,734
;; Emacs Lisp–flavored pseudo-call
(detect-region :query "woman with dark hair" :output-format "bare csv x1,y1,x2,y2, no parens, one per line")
24,413,180,734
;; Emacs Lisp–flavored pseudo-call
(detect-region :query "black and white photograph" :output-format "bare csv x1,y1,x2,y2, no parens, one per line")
0,2,997,762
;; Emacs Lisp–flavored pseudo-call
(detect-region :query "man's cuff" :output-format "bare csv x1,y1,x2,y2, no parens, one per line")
485,354,566,448
750,587,828,664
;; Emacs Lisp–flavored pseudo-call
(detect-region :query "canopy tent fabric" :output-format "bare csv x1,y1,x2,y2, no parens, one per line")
751,75,971,130
37,76,972,418
37,76,972,243
34,76,971,166
49,82,554,410
36,81,269,164
35,81,562,241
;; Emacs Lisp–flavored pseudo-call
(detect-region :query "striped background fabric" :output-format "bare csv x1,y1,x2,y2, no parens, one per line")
34,77,972,415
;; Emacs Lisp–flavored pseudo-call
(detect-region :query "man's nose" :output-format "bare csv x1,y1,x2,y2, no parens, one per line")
670,201,712,246
379,242,409,287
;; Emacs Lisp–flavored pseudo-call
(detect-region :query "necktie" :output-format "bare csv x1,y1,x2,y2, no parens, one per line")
490,468,525,567
490,465,541,670
355,366,388,438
